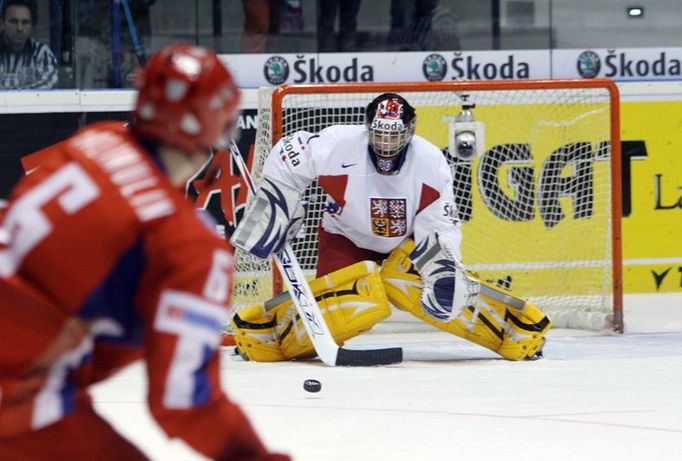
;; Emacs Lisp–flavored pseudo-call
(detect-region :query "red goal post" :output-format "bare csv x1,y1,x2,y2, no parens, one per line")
232,79,623,333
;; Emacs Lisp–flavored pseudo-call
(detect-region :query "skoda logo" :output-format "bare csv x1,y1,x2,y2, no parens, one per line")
422,53,447,81
577,51,601,78
264,56,290,85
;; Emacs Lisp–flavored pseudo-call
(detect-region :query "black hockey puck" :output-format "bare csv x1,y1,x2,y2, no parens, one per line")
303,379,321,393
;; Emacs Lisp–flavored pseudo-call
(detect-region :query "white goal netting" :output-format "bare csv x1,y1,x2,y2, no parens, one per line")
231,80,622,332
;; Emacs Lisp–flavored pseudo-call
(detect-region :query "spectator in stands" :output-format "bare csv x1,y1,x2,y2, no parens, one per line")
317,0,362,52
389,0,439,51
76,0,155,88
241,0,282,53
0,0,57,89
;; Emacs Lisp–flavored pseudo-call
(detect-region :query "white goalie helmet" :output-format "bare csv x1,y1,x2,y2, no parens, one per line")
365,93,416,174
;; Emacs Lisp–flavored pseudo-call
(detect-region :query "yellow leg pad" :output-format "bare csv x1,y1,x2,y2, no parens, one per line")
492,296,552,360
232,261,391,362
381,240,503,348
380,238,422,313
473,287,552,360
382,239,552,360
278,261,391,360
382,284,508,354
231,305,287,362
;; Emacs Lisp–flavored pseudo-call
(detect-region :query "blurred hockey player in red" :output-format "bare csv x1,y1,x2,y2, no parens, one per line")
0,44,289,461
230,93,551,363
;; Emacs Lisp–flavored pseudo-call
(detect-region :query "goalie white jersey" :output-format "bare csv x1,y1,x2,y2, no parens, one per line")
262,125,462,259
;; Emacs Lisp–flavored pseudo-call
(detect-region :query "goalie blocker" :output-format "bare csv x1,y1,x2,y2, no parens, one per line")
230,176,306,259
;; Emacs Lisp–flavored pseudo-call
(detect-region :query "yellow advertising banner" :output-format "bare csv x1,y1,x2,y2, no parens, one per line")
621,101,682,293
412,96,680,296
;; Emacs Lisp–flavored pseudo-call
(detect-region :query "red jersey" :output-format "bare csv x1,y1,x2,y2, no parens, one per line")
0,122,272,459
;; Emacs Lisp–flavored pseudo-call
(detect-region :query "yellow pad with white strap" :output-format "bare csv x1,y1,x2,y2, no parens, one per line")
232,260,391,361
381,239,552,360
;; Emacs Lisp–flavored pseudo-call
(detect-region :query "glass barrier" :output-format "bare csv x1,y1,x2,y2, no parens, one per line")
0,0,681,90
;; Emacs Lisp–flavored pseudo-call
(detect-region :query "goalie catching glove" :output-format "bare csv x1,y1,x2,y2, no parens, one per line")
408,231,480,321
230,176,306,259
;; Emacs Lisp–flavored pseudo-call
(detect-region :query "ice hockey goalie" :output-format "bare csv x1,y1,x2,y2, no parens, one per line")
230,92,551,362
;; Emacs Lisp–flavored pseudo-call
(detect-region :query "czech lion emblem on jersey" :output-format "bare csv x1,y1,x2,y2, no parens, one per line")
370,197,407,237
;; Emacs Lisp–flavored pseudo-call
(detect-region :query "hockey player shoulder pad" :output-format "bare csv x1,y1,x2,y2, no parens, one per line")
232,261,391,362
230,176,306,259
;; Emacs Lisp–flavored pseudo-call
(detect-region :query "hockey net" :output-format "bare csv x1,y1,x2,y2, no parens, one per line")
231,80,622,332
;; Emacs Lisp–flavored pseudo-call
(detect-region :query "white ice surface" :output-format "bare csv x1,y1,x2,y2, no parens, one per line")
91,293,682,461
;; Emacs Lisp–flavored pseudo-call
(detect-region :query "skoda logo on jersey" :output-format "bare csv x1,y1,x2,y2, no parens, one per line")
422,53,447,81
577,51,601,78
264,56,290,85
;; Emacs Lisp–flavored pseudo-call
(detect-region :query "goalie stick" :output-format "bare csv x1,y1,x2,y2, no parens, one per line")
227,142,402,366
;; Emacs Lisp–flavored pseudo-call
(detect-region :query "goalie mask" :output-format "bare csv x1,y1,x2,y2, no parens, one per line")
366,93,416,175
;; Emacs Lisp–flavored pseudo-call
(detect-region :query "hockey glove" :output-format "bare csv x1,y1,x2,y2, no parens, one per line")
409,231,480,321
231,176,306,259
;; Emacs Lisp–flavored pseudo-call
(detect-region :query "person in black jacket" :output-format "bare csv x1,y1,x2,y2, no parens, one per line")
0,0,58,89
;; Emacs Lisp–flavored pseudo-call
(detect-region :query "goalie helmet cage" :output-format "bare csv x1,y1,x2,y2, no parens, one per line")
232,79,623,333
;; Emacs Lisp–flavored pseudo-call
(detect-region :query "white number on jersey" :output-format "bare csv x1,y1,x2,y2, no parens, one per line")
0,163,100,277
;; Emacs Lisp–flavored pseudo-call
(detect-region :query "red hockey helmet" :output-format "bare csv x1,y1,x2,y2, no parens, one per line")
132,44,240,155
